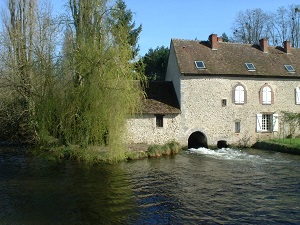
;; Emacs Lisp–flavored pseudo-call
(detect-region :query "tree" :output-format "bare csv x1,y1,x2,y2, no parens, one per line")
110,0,142,59
231,5,300,48
61,0,145,160
0,0,58,143
142,46,169,81
232,8,270,44
221,32,229,42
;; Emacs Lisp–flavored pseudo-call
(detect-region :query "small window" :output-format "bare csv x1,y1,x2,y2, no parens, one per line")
194,61,206,69
245,63,256,71
284,65,295,73
235,121,241,133
155,114,164,127
222,99,227,107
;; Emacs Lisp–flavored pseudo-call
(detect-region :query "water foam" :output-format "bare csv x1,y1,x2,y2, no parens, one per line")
188,147,263,161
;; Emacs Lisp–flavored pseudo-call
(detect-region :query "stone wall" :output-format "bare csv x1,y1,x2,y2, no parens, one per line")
179,76,300,146
127,114,180,144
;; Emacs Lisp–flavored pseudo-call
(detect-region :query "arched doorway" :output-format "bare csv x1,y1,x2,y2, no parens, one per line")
188,131,208,149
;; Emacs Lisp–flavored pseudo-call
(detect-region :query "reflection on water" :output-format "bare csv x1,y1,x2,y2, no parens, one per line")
1,146,300,224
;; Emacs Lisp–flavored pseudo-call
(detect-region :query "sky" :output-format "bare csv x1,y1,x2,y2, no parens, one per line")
1,0,300,56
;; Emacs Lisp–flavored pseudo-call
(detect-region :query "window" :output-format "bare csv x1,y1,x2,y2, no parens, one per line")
245,63,256,71
284,65,295,73
155,114,164,127
222,99,227,107
296,87,300,105
260,84,273,105
234,84,245,104
194,61,206,69
256,113,278,132
235,121,241,133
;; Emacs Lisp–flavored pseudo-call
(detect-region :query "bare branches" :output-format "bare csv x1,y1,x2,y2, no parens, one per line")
231,4,300,47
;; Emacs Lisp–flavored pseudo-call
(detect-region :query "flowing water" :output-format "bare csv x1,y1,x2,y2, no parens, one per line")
1,146,300,224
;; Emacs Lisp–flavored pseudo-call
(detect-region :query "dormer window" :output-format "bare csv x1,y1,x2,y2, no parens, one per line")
195,61,206,69
284,65,295,73
245,63,256,71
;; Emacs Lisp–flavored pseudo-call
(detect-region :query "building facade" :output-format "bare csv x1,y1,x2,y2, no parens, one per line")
128,34,300,148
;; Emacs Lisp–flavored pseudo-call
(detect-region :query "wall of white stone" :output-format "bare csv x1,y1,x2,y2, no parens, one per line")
127,114,181,144
179,76,300,147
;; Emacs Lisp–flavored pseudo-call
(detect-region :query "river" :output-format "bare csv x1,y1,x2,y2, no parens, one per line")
1,146,300,224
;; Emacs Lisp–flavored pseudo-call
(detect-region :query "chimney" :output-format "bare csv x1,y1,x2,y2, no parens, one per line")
209,34,218,50
217,37,223,42
259,38,268,53
283,40,291,54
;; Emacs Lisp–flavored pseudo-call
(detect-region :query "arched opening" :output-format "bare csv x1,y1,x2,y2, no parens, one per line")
188,131,208,149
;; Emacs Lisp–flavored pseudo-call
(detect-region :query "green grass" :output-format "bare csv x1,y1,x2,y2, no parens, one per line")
269,138,300,148
32,140,182,163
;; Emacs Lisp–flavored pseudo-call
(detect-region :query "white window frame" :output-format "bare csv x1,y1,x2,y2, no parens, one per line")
257,113,278,132
245,63,256,71
234,85,245,104
295,87,300,105
194,61,206,69
284,64,295,73
262,86,272,104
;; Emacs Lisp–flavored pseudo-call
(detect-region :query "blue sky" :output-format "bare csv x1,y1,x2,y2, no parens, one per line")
1,0,300,56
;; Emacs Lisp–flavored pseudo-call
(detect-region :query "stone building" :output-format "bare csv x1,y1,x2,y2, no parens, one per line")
127,34,300,148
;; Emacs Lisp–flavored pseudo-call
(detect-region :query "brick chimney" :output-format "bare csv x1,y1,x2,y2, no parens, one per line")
259,38,268,53
209,34,218,50
283,40,291,54
217,37,223,42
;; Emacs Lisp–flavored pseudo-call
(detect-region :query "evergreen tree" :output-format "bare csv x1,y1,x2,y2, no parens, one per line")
142,46,169,81
110,0,142,59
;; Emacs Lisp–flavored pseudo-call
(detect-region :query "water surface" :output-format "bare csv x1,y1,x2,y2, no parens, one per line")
1,146,300,224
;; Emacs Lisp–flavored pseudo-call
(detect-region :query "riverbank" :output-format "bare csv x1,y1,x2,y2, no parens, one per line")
30,141,182,164
252,140,300,155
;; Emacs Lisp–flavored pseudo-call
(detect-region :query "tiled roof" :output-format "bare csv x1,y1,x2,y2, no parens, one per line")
172,39,300,77
141,81,180,114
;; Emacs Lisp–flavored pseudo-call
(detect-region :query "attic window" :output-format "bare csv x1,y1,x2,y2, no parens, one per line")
195,61,206,69
245,63,256,71
284,65,295,73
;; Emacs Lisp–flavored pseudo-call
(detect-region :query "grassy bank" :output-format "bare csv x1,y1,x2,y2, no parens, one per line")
32,141,181,164
252,138,300,155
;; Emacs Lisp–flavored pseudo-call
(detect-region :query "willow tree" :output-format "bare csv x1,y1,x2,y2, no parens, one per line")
61,0,145,160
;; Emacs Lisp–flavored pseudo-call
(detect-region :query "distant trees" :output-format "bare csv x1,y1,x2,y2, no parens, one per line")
231,4,300,47
141,46,169,81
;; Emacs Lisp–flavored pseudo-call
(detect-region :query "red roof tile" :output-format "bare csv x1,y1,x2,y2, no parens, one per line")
172,39,300,77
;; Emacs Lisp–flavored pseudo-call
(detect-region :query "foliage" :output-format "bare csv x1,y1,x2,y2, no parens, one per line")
0,0,145,162
280,111,300,138
146,140,181,158
110,0,142,59
141,46,169,81
270,138,300,148
32,141,181,163
221,33,229,42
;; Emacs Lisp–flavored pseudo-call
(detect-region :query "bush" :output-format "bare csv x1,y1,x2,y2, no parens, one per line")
147,141,181,158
